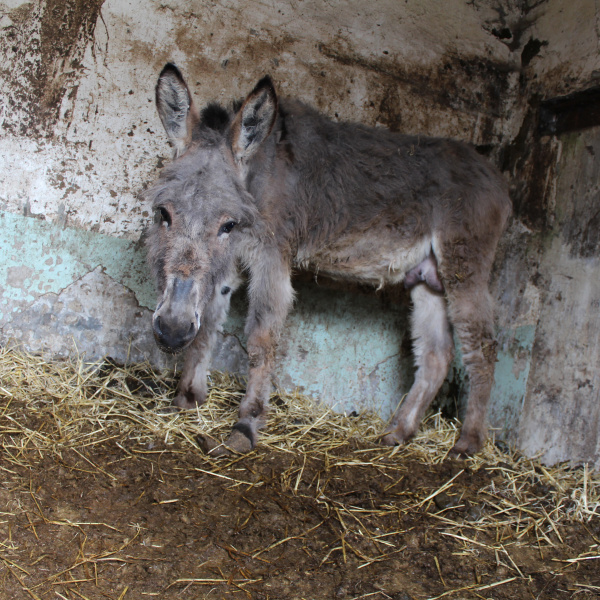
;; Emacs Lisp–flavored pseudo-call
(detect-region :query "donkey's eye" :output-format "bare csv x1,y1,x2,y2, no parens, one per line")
154,207,172,228
218,221,237,236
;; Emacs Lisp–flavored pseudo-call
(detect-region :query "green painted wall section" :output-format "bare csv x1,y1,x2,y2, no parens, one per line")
276,281,412,418
0,210,156,319
489,325,536,441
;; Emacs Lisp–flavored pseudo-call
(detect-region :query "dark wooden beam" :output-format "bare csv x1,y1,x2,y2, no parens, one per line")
539,86,600,136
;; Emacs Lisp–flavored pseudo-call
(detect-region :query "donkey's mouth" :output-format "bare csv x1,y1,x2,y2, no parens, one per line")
152,325,198,355
154,338,190,355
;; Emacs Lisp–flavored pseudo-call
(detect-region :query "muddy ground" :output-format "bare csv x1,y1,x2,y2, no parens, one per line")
0,358,598,600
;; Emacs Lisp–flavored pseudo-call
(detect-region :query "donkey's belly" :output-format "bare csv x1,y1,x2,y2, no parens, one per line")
295,234,433,288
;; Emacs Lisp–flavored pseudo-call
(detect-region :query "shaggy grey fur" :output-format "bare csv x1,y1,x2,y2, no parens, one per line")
145,64,511,456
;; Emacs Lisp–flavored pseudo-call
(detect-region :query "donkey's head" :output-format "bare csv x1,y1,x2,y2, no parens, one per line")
145,64,278,353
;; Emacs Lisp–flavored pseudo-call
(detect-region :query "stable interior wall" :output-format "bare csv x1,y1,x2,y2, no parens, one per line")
0,0,598,466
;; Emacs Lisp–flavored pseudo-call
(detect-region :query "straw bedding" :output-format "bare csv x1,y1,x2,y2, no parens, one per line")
0,346,598,599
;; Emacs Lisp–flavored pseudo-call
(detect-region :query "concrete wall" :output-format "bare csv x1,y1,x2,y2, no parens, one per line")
0,0,598,466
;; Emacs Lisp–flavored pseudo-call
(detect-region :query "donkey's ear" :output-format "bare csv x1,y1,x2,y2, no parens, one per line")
230,76,278,164
155,63,198,157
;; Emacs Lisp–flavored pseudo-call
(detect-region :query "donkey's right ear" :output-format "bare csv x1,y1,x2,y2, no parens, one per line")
155,63,198,157
230,76,278,165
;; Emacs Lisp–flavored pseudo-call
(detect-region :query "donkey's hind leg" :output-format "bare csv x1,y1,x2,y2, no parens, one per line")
382,285,454,446
445,283,496,456
173,277,240,409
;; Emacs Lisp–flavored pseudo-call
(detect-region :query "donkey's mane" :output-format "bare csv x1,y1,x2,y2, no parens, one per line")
200,103,230,132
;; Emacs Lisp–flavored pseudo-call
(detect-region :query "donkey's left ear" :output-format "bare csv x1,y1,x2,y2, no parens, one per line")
230,76,278,164
155,63,199,157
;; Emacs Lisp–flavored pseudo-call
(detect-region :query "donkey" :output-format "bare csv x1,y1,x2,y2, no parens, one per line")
145,64,511,457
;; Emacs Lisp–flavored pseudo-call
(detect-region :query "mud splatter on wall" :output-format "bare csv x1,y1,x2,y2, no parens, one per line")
0,0,598,466
2,0,105,136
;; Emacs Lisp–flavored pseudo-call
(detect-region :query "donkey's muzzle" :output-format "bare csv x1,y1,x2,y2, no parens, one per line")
152,277,200,353
152,315,198,354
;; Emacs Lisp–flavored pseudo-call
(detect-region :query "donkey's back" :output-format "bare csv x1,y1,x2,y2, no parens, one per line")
268,99,510,291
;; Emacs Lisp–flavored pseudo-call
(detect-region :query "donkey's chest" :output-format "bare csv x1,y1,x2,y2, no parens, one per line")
295,231,432,287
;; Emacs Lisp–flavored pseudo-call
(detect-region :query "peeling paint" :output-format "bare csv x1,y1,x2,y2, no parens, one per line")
489,324,536,442
2,266,166,365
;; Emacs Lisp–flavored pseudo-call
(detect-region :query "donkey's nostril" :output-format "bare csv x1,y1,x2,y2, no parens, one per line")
154,316,163,336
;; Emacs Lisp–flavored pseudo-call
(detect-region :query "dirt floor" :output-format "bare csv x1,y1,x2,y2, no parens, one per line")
0,351,598,600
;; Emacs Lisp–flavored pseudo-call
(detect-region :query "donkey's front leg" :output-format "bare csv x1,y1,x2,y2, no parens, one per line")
221,255,294,454
223,327,279,453
173,277,239,409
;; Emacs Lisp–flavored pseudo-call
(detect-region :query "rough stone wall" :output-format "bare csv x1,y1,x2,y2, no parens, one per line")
0,0,598,465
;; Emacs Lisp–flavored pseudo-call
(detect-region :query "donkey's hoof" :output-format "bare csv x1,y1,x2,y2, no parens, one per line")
449,444,471,458
173,394,202,410
449,433,484,458
195,432,217,452
195,429,254,457
380,430,408,447
224,429,254,454
195,433,230,457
